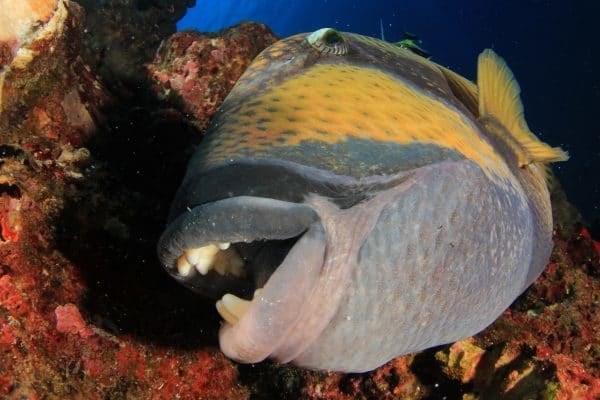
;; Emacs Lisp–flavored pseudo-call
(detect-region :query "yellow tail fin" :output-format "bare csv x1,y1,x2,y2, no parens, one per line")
477,49,568,167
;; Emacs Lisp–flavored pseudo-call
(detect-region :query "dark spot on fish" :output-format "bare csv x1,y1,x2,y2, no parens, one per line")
257,126,268,132
287,117,298,123
266,107,279,113
276,137,287,143
271,97,281,102
298,95,306,99
243,110,256,117
257,118,271,124
282,130,297,136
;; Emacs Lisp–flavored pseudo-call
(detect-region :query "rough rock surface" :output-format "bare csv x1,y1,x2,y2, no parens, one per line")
0,1,598,399
147,23,278,130
77,0,196,97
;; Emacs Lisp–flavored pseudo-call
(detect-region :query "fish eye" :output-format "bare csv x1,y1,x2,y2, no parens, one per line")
306,28,349,55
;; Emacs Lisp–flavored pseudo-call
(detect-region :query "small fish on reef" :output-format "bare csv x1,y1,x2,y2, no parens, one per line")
157,28,568,372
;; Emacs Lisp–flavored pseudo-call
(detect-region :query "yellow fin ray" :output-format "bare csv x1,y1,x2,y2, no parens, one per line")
477,49,568,167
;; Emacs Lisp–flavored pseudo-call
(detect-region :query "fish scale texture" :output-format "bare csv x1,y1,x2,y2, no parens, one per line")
296,160,534,372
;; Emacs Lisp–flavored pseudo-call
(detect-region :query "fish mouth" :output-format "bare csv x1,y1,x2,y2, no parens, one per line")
157,196,326,362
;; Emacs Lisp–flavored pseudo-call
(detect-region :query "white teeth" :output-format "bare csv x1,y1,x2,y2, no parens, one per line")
176,255,194,277
216,292,257,324
185,245,217,265
176,243,245,277
222,293,251,317
195,258,213,275
216,300,238,325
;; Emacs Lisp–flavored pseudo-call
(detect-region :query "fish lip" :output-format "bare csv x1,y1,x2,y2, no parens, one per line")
157,195,321,299
158,195,327,363
218,220,327,364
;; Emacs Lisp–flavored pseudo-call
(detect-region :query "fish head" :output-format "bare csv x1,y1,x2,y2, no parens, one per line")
157,28,557,372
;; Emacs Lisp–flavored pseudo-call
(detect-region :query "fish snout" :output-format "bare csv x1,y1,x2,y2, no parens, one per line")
157,196,330,362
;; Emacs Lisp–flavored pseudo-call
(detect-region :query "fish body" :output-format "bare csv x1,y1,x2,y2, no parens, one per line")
157,28,567,372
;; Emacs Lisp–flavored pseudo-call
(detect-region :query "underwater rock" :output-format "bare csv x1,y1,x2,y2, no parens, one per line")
0,0,108,148
0,2,598,397
55,303,95,338
147,22,278,130
78,0,196,97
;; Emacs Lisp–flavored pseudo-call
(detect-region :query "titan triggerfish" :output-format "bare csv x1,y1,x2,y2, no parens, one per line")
157,28,568,372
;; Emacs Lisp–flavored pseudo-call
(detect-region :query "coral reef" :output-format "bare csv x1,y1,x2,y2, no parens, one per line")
77,0,196,97
0,1,598,398
147,23,278,130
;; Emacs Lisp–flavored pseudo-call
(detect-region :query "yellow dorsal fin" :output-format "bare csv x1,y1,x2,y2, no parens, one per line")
477,49,568,167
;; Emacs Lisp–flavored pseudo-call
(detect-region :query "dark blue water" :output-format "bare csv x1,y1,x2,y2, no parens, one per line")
178,0,600,226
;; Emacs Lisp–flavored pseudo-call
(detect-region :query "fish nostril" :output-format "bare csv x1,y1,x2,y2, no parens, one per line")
321,29,344,45
307,28,348,55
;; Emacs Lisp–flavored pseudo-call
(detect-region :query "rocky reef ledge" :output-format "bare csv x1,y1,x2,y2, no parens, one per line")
0,1,598,398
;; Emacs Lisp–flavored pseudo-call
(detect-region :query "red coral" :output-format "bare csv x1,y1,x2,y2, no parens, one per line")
55,303,94,338
116,345,148,380
147,22,278,131
552,354,600,399
0,196,21,243
0,275,25,315
0,375,13,395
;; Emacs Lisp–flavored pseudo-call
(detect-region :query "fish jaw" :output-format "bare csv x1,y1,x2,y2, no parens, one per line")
159,159,537,372
219,159,533,373
218,221,326,363
215,169,426,368
284,160,535,372
157,196,323,299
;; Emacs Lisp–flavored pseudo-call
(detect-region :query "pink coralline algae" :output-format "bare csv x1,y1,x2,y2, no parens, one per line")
147,22,278,130
0,0,598,398
55,303,94,338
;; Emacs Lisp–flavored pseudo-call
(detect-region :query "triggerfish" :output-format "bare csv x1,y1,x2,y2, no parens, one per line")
157,28,568,372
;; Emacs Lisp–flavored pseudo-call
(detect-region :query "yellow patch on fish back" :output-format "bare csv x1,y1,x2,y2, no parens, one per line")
208,63,512,179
